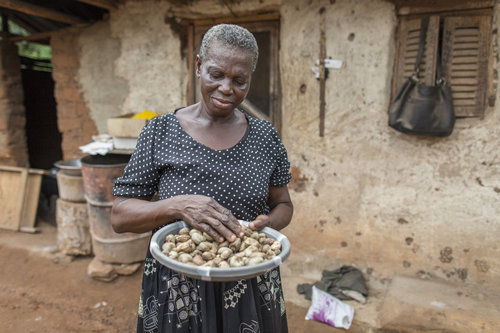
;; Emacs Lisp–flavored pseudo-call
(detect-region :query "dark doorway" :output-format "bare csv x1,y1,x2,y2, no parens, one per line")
21,57,62,169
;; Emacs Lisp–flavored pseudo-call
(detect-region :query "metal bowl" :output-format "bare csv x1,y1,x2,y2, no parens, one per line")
150,220,291,282
54,159,82,176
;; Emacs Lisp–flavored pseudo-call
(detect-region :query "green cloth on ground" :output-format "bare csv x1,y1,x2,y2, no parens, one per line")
296,265,368,302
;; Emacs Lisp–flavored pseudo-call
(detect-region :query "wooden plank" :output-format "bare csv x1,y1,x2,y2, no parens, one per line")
19,226,39,234
452,49,480,57
187,24,195,106
269,20,282,135
0,0,84,25
487,13,496,107
176,13,280,26
0,167,45,232
396,0,494,16
0,166,26,231
9,31,53,42
392,16,438,96
452,85,478,92
76,0,117,11
14,168,28,232
449,78,479,85
442,15,491,117
19,170,44,230
453,90,478,98
318,7,326,137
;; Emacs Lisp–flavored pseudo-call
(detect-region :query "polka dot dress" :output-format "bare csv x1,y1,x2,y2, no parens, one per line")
113,109,291,333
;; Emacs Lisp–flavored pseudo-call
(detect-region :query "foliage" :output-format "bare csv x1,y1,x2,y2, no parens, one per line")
0,17,52,61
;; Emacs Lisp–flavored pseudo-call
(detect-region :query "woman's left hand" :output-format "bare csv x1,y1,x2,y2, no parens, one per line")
248,214,270,231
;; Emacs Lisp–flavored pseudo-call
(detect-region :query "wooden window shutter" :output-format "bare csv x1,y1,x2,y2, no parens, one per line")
441,15,491,117
393,16,439,96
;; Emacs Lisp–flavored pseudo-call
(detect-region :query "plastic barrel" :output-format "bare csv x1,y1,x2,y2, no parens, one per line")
55,159,85,202
81,154,150,264
56,172,86,202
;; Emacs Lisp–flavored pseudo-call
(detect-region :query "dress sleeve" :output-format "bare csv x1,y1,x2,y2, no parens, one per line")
269,127,292,187
112,117,162,197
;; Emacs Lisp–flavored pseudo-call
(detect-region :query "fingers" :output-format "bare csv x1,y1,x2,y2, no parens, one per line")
180,195,242,242
210,204,243,239
195,222,226,243
203,216,238,242
249,215,270,231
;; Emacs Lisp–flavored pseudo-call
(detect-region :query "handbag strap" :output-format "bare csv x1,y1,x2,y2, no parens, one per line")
436,37,445,84
414,16,430,75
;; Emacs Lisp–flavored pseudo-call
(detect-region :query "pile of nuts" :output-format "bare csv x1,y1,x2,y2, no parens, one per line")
161,224,282,268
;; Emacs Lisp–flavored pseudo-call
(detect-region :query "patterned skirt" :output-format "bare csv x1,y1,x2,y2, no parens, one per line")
137,248,288,333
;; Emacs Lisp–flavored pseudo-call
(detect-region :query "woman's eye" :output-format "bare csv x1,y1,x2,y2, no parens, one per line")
209,72,223,79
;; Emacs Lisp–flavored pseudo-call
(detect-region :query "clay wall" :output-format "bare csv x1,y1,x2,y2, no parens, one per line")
280,0,499,289
51,28,97,160
0,37,28,166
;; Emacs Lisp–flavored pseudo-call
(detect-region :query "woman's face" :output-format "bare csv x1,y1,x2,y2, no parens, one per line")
196,41,253,117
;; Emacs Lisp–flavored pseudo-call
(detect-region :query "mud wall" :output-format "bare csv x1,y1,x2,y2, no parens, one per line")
64,0,499,288
51,28,97,159
280,0,500,289
78,0,281,120
0,38,28,166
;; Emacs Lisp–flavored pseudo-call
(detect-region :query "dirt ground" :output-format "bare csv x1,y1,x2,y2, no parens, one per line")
0,221,340,333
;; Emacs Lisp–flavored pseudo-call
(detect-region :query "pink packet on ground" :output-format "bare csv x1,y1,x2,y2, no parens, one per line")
305,286,354,329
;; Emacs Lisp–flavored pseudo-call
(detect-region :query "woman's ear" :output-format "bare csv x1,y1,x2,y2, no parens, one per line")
195,55,201,78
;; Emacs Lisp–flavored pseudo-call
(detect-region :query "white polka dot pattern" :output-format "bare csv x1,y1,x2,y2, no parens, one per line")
113,110,291,222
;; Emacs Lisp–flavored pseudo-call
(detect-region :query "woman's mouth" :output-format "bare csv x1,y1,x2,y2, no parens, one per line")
212,97,232,108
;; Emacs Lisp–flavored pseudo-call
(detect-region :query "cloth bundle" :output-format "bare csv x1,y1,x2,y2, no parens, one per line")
297,265,368,304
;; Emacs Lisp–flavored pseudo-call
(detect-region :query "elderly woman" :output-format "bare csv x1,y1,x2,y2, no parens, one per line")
111,24,293,333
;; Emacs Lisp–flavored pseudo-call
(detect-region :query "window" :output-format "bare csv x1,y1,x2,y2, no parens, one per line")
187,18,282,132
392,8,494,117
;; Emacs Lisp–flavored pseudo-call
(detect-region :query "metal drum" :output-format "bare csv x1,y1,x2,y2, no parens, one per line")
81,154,150,264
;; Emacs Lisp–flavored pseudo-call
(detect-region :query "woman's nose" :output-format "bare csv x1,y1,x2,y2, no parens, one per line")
218,79,233,94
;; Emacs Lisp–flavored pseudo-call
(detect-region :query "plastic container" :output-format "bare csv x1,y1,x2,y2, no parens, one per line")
56,172,85,202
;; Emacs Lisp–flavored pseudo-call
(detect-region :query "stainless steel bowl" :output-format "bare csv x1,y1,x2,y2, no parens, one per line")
150,220,291,282
54,159,82,176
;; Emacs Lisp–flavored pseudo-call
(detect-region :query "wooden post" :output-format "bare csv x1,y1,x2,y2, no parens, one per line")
76,0,117,11
187,24,195,105
1,13,8,33
10,31,52,42
319,7,326,137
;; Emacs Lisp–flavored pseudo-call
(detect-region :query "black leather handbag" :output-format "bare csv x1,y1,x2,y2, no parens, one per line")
389,17,455,137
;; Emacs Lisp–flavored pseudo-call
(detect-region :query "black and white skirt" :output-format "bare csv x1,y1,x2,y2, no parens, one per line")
136,249,288,333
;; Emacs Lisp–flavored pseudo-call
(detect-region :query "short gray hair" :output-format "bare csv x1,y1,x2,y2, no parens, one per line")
199,24,259,72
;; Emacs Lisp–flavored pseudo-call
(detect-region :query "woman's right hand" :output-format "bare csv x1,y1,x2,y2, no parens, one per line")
174,195,243,243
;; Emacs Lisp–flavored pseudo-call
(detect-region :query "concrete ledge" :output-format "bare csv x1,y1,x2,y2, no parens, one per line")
282,266,500,333
380,275,500,333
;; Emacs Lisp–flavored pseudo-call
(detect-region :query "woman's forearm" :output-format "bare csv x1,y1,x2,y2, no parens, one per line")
268,201,293,230
111,196,182,234
111,194,243,242
249,185,294,231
